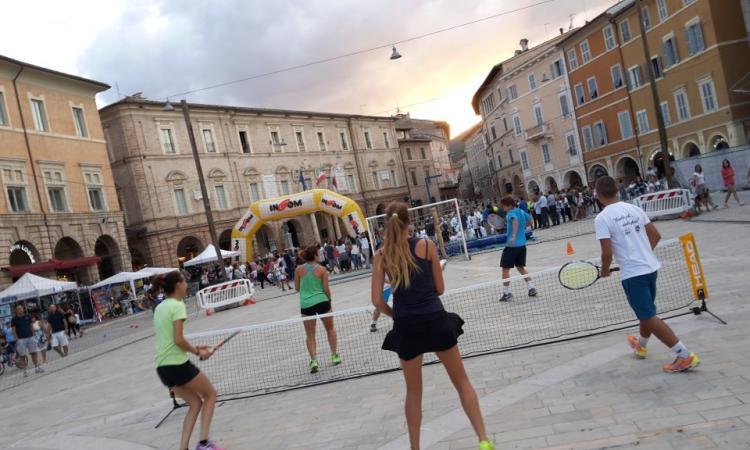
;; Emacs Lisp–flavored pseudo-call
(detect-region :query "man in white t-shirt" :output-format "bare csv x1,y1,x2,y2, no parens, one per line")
595,176,699,373
359,235,371,268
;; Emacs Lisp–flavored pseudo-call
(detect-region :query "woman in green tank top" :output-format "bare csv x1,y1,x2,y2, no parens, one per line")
294,245,341,373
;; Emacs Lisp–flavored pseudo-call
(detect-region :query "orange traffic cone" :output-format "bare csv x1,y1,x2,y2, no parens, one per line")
206,308,213,316
566,242,575,256
243,298,256,306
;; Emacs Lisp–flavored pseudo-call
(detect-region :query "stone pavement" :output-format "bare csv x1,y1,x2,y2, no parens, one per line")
1,200,749,449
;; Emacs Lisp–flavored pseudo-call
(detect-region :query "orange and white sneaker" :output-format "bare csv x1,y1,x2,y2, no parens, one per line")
663,352,700,373
627,335,647,359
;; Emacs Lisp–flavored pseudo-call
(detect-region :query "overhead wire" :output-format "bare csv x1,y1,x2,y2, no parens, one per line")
160,0,559,99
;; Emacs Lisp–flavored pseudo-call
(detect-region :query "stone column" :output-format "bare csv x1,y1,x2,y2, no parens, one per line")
309,213,320,244
333,215,342,240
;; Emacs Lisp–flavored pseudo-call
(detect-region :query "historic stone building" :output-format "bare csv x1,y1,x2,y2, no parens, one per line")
394,114,457,205
473,32,585,200
99,96,409,267
0,55,130,289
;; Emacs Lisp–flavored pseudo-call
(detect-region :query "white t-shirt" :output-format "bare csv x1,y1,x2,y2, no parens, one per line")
539,196,548,208
594,202,661,280
692,171,706,186
359,237,369,250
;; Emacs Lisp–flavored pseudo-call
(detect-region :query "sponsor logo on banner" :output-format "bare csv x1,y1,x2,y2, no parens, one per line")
233,237,247,262
320,195,344,212
270,198,304,212
260,191,314,217
236,210,260,233
347,213,363,235
679,233,708,300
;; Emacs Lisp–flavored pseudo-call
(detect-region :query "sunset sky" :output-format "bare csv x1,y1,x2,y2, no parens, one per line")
2,0,616,136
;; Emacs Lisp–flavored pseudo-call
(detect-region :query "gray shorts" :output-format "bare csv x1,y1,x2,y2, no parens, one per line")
16,337,39,357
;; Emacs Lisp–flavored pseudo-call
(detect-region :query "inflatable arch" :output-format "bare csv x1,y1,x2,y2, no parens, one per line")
230,189,369,261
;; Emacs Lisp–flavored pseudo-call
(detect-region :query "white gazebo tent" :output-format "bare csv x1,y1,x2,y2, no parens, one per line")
88,268,179,315
135,267,178,277
183,244,239,268
0,273,78,313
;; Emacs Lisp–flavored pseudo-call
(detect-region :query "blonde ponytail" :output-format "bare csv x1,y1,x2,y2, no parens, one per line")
381,202,419,291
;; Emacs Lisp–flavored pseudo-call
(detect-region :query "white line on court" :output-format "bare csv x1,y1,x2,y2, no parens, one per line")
10,434,157,450
378,310,735,450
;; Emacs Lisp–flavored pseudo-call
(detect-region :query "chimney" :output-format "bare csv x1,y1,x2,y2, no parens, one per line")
559,27,564,35
520,38,529,52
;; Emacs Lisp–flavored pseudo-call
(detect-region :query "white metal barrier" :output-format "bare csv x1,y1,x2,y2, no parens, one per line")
634,189,692,219
197,279,256,311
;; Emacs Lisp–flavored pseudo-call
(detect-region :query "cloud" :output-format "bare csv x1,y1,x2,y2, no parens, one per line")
76,0,615,134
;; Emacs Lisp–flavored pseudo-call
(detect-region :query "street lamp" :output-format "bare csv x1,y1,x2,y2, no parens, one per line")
390,45,402,60
165,99,226,279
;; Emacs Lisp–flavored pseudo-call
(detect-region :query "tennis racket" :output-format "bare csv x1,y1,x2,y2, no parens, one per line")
487,214,503,229
558,261,620,290
200,330,241,360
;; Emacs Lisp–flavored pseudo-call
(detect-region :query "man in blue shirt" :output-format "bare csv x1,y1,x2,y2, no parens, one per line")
499,196,537,302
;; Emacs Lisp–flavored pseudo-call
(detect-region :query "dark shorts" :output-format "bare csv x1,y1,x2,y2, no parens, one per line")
382,310,464,361
156,360,200,388
500,246,527,269
301,301,331,316
622,271,658,320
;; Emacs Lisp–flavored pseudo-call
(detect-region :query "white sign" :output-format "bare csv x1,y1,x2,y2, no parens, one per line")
10,244,36,263
262,174,278,199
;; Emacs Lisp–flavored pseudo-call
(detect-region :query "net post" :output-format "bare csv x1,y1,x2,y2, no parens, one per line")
690,291,727,325
453,198,470,260
431,206,447,258
154,389,186,429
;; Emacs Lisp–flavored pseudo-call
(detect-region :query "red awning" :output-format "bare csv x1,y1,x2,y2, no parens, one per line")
2,256,102,277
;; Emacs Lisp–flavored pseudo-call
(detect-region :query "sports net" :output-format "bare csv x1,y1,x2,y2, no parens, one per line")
366,199,603,259
186,237,697,401
366,199,470,260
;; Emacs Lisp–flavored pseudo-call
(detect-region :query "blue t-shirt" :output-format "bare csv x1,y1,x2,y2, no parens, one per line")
506,208,531,247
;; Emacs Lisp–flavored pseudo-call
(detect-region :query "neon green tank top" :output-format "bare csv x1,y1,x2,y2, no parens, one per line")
299,263,328,309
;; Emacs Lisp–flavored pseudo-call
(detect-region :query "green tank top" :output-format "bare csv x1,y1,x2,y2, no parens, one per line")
299,263,329,309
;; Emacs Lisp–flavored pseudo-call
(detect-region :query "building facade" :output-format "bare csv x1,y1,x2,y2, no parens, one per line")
559,1,644,184
614,0,750,175
449,123,482,201
473,34,585,200
395,114,456,205
0,55,130,289
99,96,409,268
558,0,750,183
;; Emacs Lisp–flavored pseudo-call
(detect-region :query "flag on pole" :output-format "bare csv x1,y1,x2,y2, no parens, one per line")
331,172,338,191
315,170,327,187
298,169,307,190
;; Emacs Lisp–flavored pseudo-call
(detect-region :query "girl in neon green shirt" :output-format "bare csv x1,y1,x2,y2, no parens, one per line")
152,271,223,450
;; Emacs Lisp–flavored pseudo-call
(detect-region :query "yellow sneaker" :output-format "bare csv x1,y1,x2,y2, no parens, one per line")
479,440,495,450
627,335,647,359
663,352,700,373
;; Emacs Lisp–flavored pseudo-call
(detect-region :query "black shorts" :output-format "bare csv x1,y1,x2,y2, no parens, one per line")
500,246,527,269
301,301,331,316
156,360,200,388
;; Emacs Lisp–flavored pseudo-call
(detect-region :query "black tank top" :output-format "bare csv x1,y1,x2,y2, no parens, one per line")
392,237,444,319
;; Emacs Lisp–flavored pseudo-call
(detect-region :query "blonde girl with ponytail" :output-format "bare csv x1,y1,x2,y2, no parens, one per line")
371,201,493,450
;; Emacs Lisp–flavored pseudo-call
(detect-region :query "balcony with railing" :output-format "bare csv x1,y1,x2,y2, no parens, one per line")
524,123,552,142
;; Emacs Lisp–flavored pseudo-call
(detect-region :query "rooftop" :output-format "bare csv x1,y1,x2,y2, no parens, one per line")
0,54,110,91
100,95,397,122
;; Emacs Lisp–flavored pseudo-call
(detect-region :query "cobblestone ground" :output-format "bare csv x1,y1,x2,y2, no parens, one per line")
1,196,749,450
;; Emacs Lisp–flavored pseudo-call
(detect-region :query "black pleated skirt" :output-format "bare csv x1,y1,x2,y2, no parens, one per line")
382,310,465,361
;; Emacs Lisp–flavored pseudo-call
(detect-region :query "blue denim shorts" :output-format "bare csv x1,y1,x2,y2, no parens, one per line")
621,271,658,320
